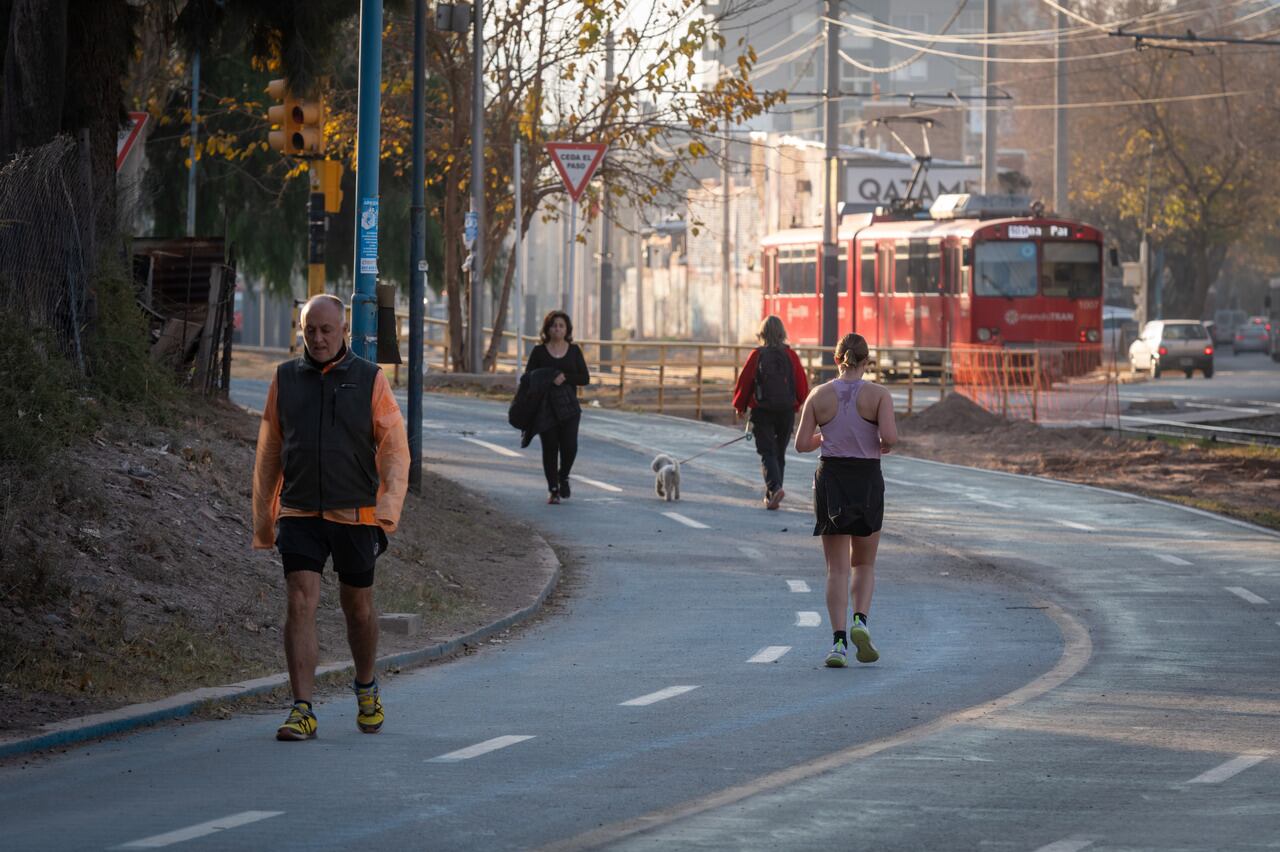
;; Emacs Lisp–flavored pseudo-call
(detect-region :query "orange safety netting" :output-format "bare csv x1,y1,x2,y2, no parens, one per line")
950,343,1120,426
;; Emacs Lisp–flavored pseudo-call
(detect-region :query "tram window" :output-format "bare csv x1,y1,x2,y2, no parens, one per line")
945,247,960,293
974,242,1038,298
1042,242,1102,298
778,247,817,295
860,246,876,294
894,241,910,293
927,241,942,293
838,244,848,291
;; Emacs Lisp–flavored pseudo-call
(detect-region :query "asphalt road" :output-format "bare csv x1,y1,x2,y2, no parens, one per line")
1,384,1276,851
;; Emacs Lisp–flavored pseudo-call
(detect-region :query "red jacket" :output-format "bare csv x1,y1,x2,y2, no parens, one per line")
732,345,809,413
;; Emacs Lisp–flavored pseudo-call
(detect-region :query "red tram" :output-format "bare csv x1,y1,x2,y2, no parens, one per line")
760,194,1105,362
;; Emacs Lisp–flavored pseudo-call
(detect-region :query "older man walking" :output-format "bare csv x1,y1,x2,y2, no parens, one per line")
252,294,409,741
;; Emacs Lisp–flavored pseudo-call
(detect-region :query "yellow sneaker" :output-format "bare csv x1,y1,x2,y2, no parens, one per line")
354,680,384,733
276,702,317,741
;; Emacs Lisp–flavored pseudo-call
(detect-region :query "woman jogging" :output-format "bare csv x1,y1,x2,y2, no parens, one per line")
794,333,896,668
732,315,808,510
524,310,590,504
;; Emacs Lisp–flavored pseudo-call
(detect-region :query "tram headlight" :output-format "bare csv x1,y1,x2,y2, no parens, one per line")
1086,328,1100,342
977,327,992,342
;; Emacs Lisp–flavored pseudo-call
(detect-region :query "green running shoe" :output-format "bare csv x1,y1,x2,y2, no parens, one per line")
849,619,879,664
825,638,848,668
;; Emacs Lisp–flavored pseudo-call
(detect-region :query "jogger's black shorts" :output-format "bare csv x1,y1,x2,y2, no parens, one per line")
277,516,388,588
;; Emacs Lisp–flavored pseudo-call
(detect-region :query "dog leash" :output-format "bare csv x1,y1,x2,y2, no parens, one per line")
677,424,752,466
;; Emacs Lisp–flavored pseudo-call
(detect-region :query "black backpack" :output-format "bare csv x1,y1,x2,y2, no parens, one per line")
753,345,795,411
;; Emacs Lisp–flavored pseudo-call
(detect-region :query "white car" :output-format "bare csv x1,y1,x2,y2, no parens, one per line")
1129,319,1215,379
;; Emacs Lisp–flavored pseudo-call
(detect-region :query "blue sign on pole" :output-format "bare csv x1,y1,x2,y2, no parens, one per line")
359,197,379,275
464,210,478,246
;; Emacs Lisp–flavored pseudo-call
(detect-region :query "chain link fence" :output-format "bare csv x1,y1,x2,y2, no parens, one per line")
0,135,96,373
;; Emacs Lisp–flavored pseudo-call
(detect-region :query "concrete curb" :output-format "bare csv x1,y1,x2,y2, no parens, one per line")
0,537,561,760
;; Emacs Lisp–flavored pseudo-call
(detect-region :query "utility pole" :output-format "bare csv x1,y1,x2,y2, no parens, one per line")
469,0,485,373
352,0,383,361
599,29,614,370
819,0,840,369
408,0,427,493
721,133,732,345
1137,140,1154,329
514,138,524,358
186,49,199,237
982,0,998,194
1054,8,1068,214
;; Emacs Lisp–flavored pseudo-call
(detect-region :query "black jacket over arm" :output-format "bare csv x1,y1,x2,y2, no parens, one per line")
524,343,590,423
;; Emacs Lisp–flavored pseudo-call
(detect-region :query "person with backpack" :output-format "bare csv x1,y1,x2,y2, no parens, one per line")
732,315,809,510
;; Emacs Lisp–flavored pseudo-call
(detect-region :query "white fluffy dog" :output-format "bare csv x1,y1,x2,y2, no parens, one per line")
651,453,681,502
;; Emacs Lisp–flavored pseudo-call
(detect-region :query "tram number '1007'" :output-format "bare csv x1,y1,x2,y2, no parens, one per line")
1008,224,1071,239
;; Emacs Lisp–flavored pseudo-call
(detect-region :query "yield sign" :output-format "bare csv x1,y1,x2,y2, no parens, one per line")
546,142,607,202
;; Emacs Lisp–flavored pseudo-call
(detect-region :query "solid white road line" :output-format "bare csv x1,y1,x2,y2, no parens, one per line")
1031,838,1093,852
458,436,521,458
882,477,916,487
1057,520,1097,532
786,580,811,593
747,646,792,664
428,735,536,763
1226,586,1269,605
120,811,284,848
1187,753,1270,784
662,511,709,529
620,685,700,706
573,475,623,493
1152,552,1192,566
795,611,821,627
967,493,1016,509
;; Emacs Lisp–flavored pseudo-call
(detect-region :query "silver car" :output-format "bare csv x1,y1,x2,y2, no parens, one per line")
1233,316,1271,355
1129,320,1214,379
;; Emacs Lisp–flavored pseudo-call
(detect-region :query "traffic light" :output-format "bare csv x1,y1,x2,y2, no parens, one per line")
265,78,325,157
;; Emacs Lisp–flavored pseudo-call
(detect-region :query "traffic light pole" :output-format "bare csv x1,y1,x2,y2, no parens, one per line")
469,0,485,373
408,0,427,493
819,0,840,371
352,0,383,361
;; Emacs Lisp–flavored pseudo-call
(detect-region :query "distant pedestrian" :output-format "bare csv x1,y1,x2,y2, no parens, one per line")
794,332,896,668
524,310,591,504
252,294,409,740
732,315,809,509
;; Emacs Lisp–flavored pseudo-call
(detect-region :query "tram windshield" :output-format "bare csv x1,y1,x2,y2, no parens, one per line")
1041,242,1102,298
974,242,1038,298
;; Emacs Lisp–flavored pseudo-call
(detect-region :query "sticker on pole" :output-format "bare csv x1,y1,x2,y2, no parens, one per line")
546,142,607,202
464,211,479,249
359,197,379,275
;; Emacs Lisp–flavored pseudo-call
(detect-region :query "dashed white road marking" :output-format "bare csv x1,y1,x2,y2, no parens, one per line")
573,475,623,493
119,811,284,848
458,436,521,458
428,735,536,762
1057,520,1097,532
795,611,821,627
1187,753,1270,784
1152,552,1192,566
620,685,700,706
967,493,1015,509
786,580,811,593
738,545,764,560
747,646,792,664
1032,838,1093,852
1226,586,1269,605
662,511,709,529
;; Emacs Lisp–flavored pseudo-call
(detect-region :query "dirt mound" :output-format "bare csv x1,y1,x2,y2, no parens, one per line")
900,392,1008,435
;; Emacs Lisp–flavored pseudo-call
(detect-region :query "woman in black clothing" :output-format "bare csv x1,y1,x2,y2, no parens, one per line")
525,310,590,504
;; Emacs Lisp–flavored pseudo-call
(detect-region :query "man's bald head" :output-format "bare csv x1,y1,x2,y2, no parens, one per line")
300,294,347,363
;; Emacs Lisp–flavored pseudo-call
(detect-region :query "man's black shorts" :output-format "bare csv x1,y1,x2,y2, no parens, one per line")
276,516,388,588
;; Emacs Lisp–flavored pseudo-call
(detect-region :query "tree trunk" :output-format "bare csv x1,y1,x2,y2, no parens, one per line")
0,0,67,156
482,239,518,371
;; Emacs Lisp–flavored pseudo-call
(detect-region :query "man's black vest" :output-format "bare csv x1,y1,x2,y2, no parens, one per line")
276,348,381,511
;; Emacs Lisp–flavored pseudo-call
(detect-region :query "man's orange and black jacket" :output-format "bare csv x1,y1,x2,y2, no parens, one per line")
252,345,408,550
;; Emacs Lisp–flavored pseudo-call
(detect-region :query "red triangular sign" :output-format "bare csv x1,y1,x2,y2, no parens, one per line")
546,142,607,202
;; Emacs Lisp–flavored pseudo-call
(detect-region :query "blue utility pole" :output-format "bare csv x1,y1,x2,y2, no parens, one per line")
352,0,383,360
